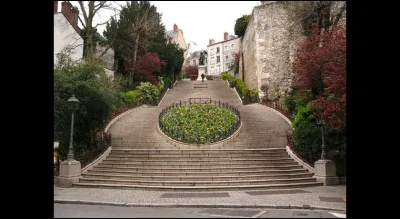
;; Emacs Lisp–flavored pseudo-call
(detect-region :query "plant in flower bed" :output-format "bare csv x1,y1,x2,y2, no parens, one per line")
160,104,239,144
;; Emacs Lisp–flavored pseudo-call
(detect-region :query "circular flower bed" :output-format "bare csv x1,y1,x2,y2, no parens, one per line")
160,104,240,144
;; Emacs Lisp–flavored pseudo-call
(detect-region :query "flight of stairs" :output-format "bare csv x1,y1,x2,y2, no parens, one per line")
73,148,322,190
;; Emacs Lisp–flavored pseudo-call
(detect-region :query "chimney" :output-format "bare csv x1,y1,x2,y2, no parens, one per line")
173,24,178,32
61,2,80,33
73,6,79,28
54,1,58,12
224,32,228,41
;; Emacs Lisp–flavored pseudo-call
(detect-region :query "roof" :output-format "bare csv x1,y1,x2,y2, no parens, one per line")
207,37,239,47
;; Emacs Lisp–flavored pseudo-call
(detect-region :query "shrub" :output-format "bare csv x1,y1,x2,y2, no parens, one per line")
292,119,322,163
157,76,165,93
135,82,159,105
235,79,248,97
248,88,260,103
221,72,228,80
124,90,141,105
292,102,314,128
284,95,296,115
177,71,184,80
206,75,213,80
285,90,313,115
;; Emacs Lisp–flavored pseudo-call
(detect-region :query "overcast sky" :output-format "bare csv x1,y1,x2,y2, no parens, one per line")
59,1,260,51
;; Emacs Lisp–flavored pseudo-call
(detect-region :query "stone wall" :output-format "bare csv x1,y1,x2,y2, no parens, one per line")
239,12,257,89
240,1,346,103
240,2,303,102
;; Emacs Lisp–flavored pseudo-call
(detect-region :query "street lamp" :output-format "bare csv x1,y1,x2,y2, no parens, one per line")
67,95,80,161
316,116,327,160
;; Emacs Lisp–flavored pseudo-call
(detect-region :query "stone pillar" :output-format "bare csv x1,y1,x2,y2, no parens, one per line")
56,160,81,187
197,65,207,81
314,160,339,186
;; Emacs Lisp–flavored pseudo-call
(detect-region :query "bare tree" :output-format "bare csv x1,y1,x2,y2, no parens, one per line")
72,1,120,59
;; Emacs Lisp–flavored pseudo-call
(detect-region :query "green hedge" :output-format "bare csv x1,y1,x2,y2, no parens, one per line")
235,79,248,97
221,72,260,104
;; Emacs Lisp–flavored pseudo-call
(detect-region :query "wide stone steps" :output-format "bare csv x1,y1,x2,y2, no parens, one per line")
86,168,309,176
110,148,288,155
73,181,323,191
106,153,291,159
78,177,317,186
82,172,314,181
93,165,302,171
102,158,295,163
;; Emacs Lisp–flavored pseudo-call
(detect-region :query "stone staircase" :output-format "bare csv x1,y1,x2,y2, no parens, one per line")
72,80,322,190
74,148,322,190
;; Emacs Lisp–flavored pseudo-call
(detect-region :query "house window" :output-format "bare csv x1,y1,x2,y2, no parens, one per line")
216,47,220,53
224,45,228,50
193,60,196,65
225,55,229,60
217,56,220,63
231,44,234,49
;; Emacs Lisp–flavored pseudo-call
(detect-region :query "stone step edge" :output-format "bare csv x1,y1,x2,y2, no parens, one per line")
53,199,346,212
79,177,316,184
94,165,302,170
82,172,313,178
111,148,286,151
87,169,308,174
72,181,323,189
103,158,294,162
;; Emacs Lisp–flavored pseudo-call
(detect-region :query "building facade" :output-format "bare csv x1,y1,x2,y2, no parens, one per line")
207,32,241,76
166,24,188,68
54,1,83,64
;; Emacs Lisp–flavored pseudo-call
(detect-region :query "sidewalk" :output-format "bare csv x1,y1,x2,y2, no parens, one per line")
54,185,346,211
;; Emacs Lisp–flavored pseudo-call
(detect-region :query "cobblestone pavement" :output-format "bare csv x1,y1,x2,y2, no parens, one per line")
54,185,346,211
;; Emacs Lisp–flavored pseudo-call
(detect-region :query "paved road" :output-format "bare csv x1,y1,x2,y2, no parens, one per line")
54,204,346,218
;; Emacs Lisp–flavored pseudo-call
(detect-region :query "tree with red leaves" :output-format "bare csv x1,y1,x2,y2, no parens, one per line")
292,25,346,130
124,52,166,86
183,65,198,79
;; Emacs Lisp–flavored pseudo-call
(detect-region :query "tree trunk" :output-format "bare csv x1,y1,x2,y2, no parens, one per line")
86,28,94,59
130,34,140,86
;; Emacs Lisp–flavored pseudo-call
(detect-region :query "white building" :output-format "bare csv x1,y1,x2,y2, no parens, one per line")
54,1,83,64
166,24,188,69
207,32,241,76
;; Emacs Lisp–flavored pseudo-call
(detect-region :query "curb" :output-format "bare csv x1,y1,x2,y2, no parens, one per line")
54,199,346,211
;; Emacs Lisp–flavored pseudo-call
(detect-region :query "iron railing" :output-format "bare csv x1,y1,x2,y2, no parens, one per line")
159,99,241,144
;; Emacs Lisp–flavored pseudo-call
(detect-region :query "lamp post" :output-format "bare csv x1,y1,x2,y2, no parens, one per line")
316,117,327,160
314,115,339,185
67,95,80,161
